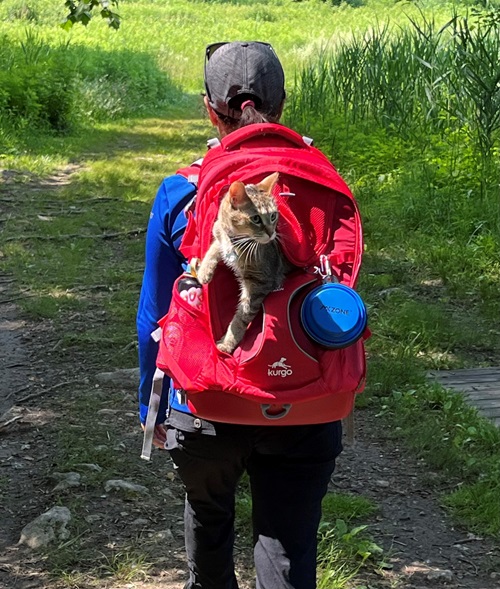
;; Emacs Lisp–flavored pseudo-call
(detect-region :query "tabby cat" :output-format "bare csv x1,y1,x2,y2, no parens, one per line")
196,172,290,354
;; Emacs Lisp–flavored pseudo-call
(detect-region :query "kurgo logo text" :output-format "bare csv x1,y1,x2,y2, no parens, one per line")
268,357,293,377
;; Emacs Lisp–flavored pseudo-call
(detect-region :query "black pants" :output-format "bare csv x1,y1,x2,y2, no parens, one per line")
165,410,343,589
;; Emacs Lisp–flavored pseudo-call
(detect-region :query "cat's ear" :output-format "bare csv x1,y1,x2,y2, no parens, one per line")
229,181,248,208
257,172,279,194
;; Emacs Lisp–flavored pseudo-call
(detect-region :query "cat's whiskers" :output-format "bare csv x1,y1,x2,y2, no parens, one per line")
232,236,256,263
250,240,260,263
231,235,251,246
233,237,264,266
246,241,262,265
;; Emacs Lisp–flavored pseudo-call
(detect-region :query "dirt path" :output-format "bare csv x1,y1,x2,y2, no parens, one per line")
1,168,499,589
0,298,29,417
337,415,500,588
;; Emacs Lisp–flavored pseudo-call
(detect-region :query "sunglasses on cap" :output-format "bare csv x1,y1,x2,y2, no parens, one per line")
204,41,275,63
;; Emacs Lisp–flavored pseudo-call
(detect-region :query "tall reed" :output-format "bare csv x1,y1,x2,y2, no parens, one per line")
287,9,500,232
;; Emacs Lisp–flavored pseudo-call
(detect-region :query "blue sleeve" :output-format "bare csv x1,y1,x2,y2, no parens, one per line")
136,175,196,425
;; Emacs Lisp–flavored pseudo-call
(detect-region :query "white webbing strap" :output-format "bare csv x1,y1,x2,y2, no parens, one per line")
151,327,162,343
207,137,221,149
140,367,165,460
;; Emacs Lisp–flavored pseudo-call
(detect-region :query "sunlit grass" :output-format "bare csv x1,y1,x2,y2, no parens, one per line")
317,521,384,589
322,492,377,522
0,0,458,94
100,550,152,582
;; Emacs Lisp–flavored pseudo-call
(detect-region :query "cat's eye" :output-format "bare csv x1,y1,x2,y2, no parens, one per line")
269,212,278,223
250,215,262,225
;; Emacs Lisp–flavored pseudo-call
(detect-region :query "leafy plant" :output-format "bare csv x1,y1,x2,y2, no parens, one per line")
317,520,383,588
61,0,120,30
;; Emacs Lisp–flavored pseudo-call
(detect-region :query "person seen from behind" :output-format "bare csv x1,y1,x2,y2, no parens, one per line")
136,41,343,589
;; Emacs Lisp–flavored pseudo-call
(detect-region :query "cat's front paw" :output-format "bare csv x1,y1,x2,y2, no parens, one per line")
216,339,236,354
196,265,213,285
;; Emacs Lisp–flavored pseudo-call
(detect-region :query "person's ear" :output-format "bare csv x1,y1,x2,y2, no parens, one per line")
204,95,219,128
276,97,286,120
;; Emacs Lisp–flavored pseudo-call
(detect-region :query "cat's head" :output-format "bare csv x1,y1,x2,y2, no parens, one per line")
222,172,279,244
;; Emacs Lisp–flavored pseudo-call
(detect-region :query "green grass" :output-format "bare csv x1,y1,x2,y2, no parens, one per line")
377,384,500,536
99,550,152,582
0,0,461,138
443,481,500,536
317,519,383,588
1,111,209,368
0,0,455,86
322,492,377,522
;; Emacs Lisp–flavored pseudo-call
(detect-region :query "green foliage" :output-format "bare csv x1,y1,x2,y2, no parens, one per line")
444,480,500,536
315,494,380,587
288,10,500,193
0,30,181,133
285,3,500,538
0,32,77,132
329,0,365,6
235,489,253,540
99,550,152,581
317,520,383,588
62,0,120,30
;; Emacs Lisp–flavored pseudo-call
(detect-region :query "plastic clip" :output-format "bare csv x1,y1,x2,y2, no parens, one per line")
315,255,337,284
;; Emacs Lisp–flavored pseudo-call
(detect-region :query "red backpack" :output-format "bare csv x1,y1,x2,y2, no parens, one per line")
156,123,368,425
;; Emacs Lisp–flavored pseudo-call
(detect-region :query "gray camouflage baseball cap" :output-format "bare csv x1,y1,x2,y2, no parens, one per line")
204,41,286,120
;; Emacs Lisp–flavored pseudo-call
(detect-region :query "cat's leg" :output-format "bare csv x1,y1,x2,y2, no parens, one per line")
217,282,266,354
197,241,221,284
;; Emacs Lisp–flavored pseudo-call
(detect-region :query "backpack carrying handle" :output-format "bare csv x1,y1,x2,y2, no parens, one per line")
261,404,292,420
222,123,308,152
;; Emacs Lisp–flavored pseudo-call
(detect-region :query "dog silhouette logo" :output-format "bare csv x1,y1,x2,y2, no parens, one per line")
269,357,291,369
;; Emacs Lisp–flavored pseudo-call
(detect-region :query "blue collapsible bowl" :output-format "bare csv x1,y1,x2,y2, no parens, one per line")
301,283,367,349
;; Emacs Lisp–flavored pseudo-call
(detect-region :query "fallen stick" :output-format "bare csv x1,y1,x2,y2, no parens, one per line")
4,228,146,242
0,415,23,432
16,379,82,405
0,293,37,304
6,384,31,400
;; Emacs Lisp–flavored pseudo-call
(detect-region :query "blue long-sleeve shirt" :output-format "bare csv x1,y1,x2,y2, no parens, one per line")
137,174,197,424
